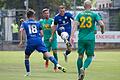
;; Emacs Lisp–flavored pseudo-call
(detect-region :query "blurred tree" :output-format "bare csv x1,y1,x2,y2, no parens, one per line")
3,0,72,19
0,0,5,9
5,0,25,9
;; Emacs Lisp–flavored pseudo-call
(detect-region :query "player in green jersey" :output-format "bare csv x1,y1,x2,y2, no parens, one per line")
71,0,105,80
40,8,58,72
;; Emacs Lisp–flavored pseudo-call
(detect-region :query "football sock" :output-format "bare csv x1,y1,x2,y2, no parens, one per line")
83,57,92,70
53,52,58,61
77,57,83,75
25,60,30,72
65,50,71,55
49,56,58,65
53,52,58,68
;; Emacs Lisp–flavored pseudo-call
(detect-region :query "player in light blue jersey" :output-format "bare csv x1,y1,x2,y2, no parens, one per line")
18,9,66,76
50,5,74,62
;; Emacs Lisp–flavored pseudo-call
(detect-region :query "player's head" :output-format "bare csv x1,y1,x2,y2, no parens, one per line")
59,5,65,16
27,9,35,18
42,8,50,19
84,0,92,10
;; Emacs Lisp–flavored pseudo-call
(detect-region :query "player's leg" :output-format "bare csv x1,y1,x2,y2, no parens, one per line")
44,51,66,72
57,28,69,62
36,42,66,73
57,27,71,49
63,31,72,62
52,39,58,71
51,39,58,72
24,45,35,76
52,50,58,72
52,39,58,61
78,40,95,80
77,40,85,80
83,40,95,70
43,41,51,68
58,27,72,62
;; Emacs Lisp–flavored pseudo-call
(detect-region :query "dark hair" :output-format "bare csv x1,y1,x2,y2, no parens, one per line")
27,9,35,18
59,5,65,9
42,8,49,13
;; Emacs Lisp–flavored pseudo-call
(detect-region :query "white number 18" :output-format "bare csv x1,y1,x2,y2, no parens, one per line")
29,25,37,34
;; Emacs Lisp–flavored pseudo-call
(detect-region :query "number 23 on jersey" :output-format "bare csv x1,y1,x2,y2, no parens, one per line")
80,16,92,28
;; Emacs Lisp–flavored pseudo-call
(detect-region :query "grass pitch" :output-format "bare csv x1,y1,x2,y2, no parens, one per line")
0,50,120,80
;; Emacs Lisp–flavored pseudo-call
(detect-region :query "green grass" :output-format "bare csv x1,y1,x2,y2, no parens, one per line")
0,50,120,80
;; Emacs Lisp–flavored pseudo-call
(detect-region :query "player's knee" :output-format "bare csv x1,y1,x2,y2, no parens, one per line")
67,48,71,51
44,52,51,58
25,55,30,60
53,50,57,54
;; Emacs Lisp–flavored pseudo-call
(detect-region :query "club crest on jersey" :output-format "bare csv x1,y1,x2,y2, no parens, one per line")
63,21,65,24
65,16,67,19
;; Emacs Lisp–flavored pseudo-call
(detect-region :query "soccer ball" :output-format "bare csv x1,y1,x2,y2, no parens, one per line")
61,32,69,40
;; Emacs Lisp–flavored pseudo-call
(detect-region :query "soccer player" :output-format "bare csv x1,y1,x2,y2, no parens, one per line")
71,0,105,80
50,5,74,62
39,8,58,71
18,9,66,76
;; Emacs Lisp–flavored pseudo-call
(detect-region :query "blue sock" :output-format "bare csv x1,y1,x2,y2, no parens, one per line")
25,60,30,72
83,57,92,70
49,56,58,65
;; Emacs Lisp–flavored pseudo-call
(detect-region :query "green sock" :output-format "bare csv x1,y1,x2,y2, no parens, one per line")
53,52,58,61
77,57,83,75
83,57,92,70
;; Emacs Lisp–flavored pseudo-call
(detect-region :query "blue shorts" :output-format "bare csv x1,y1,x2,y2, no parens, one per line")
25,41,48,56
57,28,71,41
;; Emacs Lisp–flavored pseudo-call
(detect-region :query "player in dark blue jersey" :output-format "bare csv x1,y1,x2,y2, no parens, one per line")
18,9,66,76
50,5,74,62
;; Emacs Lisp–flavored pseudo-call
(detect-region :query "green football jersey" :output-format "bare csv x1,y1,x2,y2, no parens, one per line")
75,10,101,40
40,18,57,41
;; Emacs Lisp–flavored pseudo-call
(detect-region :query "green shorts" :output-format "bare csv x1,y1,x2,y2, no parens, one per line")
78,40,95,56
44,39,57,52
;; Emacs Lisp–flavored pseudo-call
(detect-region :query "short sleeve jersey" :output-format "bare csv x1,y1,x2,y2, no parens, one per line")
54,12,74,31
39,18,57,41
20,19,42,44
75,10,101,40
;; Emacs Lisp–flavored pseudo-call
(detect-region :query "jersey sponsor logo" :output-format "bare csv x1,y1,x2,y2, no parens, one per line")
44,24,51,29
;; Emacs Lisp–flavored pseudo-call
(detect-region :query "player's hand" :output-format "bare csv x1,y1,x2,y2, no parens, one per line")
49,36,53,42
18,41,23,48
